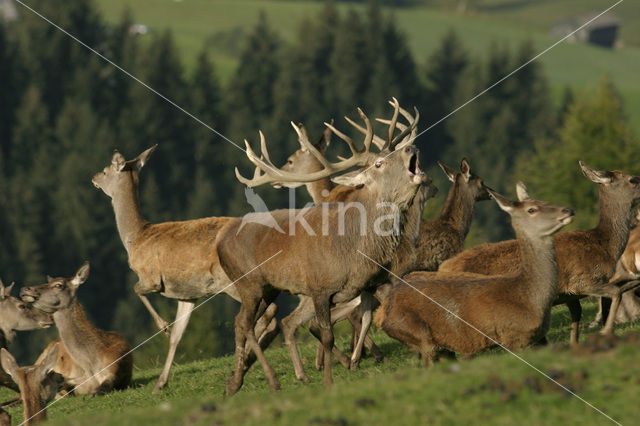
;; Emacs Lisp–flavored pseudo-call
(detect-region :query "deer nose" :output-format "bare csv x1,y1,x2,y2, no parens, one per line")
562,208,575,216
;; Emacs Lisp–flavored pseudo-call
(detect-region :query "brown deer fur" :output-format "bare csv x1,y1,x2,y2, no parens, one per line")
1,345,61,425
439,162,640,344
0,279,52,393
375,185,574,363
20,263,132,396
92,146,278,392
218,143,426,395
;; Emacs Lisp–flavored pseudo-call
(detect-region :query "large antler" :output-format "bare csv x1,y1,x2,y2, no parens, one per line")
346,98,419,152
235,109,379,188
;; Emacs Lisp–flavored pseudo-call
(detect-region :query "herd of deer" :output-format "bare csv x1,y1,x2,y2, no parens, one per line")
2,99,640,424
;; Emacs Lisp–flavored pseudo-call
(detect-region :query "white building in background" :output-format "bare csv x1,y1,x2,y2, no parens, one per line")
0,0,18,22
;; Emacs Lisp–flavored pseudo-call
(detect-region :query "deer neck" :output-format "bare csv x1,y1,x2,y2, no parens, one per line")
438,182,475,238
52,300,101,358
515,229,558,316
111,174,147,252
595,187,635,260
22,385,45,425
305,179,334,203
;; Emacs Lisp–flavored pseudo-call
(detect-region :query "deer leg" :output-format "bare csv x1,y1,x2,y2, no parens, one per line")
243,295,280,392
282,297,315,383
589,298,605,329
313,296,334,387
364,334,385,362
350,292,373,370
245,301,279,370
601,280,640,336
315,343,324,371
225,298,254,396
135,281,171,336
0,408,9,426
314,296,361,371
153,300,194,393
566,299,582,346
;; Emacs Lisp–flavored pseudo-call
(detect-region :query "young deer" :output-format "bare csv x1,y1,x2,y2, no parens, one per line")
0,345,62,425
92,146,278,392
0,278,53,393
20,262,132,396
376,185,574,363
439,162,640,344
218,104,427,395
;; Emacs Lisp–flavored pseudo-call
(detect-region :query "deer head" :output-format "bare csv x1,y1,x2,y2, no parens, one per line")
92,145,157,198
1,345,62,425
438,157,491,201
0,277,52,340
488,183,575,238
20,263,90,314
579,161,640,206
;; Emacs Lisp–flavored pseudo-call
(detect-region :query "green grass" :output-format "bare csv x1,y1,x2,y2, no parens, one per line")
2,299,640,425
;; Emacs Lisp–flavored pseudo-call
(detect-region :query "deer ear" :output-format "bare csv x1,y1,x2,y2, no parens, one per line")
488,188,516,213
0,278,10,299
71,262,90,287
460,158,471,182
316,120,333,154
437,161,456,183
331,169,367,188
111,150,126,171
35,343,59,382
0,349,19,385
46,275,54,283
579,161,613,184
515,181,531,201
123,144,158,172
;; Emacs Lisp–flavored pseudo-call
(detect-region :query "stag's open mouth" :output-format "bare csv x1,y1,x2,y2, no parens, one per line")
559,210,575,225
407,154,420,177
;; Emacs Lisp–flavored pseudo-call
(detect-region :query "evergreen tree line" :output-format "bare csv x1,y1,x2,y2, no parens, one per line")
0,0,636,364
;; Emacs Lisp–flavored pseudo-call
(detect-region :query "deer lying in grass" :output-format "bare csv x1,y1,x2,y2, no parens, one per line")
0,345,61,425
218,105,427,394
375,185,574,363
20,262,132,396
92,146,278,393
0,278,53,393
439,162,640,344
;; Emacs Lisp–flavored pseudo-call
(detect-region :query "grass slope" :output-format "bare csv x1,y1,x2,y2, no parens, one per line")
2,300,639,425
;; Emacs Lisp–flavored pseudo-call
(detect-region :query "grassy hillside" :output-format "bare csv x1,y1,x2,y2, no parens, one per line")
2,300,640,425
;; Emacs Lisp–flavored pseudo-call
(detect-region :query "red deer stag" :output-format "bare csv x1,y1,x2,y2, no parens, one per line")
92,147,278,392
0,278,53,393
218,105,427,395
376,184,574,363
439,162,640,344
0,345,62,425
20,262,132,395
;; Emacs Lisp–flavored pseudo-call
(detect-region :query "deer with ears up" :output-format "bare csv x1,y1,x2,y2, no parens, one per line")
0,278,53,393
376,184,574,363
92,146,279,393
439,162,640,344
0,345,62,425
218,102,427,395
20,262,132,396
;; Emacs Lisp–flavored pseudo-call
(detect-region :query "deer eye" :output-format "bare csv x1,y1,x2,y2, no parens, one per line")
54,283,64,289
374,161,382,168
18,304,26,310
527,208,537,214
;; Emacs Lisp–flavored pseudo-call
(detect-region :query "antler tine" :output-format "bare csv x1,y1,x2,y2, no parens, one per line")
258,131,274,166
324,121,358,154
345,114,387,151
386,97,400,149
395,106,420,149
290,121,332,169
356,108,374,153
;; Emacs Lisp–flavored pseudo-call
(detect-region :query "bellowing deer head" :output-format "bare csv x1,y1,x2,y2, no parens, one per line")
20,263,90,314
0,278,52,340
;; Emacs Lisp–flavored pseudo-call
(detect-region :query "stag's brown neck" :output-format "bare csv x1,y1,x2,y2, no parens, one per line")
111,173,147,252
52,300,103,357
438,182,475,239
306,179,334,204
514,228,558,316
594,187,635,260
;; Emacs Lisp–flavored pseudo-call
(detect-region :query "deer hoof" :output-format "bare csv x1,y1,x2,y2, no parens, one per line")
349,360,360,371
297,374,310,383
